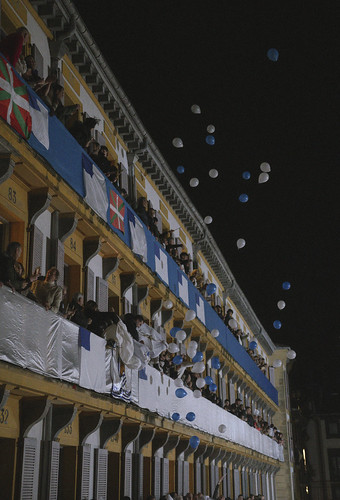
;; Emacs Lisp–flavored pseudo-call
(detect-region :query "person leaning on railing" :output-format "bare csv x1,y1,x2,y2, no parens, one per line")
0,27,29,67
31,267,63,313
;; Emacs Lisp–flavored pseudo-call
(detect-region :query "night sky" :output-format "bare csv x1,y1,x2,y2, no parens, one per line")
73,1,340,402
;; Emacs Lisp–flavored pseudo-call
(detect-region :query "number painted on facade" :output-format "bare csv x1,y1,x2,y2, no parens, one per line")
69,238,77,252
8,187,17,204
0,408,9,424
64,424,73,434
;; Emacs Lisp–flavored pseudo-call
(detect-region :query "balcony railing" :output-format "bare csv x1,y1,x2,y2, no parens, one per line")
0,286,283,461
1,56,278,404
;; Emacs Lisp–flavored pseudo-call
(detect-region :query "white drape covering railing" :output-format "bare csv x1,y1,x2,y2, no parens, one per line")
0,287,283,461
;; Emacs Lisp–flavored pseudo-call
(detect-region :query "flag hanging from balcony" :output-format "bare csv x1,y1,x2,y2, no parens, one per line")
178,270,189,306
82,154,109,220
109,189,125,232
27,85,49,150
0,54,32,139
127,208,147,261
154,242,169,284
195,293,205,323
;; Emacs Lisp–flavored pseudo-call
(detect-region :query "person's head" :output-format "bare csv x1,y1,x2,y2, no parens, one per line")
17,27,29,44
226,308,233,316
135,314,144,328
14,261,24,277
72,292,84,307
237,495,244,500
53,84,64,101
25,55,35,69
214,305,222,314
224,399,230,406
185,493,193,500
236,398,242,406
146,496,156,500
62,285,68,297
91,141,100,153
217,496,225,500
180,252,189,260
84,117,98,132
137,197,148,210
100,145,108,157
45,267,59,283
121,188,128,198
85,300,98,312
7,241,22,261
246,406,251,415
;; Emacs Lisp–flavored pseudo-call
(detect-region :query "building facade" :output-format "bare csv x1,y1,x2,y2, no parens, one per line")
0,1,296,499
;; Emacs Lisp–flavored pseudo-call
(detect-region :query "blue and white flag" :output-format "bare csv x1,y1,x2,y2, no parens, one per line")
178,270,189,306
128,209,147,262
82,154,108,220
79,328,106,392
195,293,205,323
27,85,49,150
154,242,168,284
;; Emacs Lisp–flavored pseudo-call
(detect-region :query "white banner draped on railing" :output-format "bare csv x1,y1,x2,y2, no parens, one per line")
0,286,283,461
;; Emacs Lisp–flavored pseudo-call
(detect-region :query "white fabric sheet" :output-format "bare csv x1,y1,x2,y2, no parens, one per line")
79,332,106,392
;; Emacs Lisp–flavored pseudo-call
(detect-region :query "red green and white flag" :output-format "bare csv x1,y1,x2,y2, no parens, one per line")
109,189,125,233
0,54,32,139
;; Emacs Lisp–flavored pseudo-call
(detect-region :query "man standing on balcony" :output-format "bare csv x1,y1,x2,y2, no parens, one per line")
0,27,30,67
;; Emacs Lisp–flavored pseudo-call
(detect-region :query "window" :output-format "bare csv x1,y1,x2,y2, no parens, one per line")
326,419,340,438
328,449,340,481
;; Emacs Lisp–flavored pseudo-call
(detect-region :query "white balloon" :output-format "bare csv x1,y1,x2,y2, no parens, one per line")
218,424,227,433
277,300,286,310
187,348,197,359
189,177,199,187
258,172,269,184
273,359,282,368
287,350,296,360
260,162,271,173
211,329,220,338
196,377,206,389
237,238,246,250
193,389,202,398
168,343,179,354
164,299,173,309
209,169,219,178
176,330,187,342
185,309,196,321
204,216,213,224
174,377,184,387
191,361,205,374
228,318,238,330
172,137,183,148
191,104,201,114
207,124,215,133
188,340,198,350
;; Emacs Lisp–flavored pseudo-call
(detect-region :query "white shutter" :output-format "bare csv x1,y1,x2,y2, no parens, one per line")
55,239,64,287
195,462,201,493
233,468,240,498
86,267,95,302
31,226,44,275
124,451,132,498
80,445,91,500
154,456,161,499
161,458,169,496
176,460,183,495
183,461,189,496
49,441,60,500
132,453,143,500
123,297,132,314
96,277,108,312
21,437,39,500
94,448,108,500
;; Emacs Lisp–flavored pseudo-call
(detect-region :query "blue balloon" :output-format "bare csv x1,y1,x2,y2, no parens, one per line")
205,376,213,385
267,48,279,62
211,356,220,370
192,351,204,363
175,388,187,398
186,412,196,422
242,171,251,180
239,193,249,203
249,341,257,350
282,281,291,290
189,436,200,448
209,383,217,392
177,165,185,174
170,327,181,338
205,135,215,146
206,283,217,296
273,320,282,330
172,355,183,365
172,412,180,421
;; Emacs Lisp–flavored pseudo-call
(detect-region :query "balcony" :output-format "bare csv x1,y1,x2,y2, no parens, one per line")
0,286,283,461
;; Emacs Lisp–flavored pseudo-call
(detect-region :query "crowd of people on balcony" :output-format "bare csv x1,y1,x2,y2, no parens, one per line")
132,490,266,500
